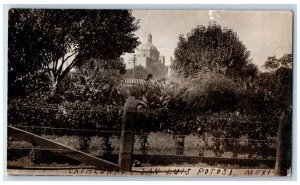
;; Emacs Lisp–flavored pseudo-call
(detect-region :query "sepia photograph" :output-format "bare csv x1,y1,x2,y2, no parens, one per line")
6,9,293,177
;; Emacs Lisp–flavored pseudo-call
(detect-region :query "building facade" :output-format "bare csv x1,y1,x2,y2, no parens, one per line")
132,34,169,79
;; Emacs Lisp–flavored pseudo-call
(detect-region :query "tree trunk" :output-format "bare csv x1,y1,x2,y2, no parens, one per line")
50,81,58,97
46,80,62,103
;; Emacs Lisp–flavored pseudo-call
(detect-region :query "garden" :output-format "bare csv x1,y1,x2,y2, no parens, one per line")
7,68,289,168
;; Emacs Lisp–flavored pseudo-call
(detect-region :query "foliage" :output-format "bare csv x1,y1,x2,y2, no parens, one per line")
8,97,123,136
131,78,277,139
254,68,292,114
102,134,115,157
174,135,185,155
133,72,266,113
108,108,273,145
51,66,127,105
8,9,54,96
8,94,277,141
171,23,258,80
146,73,277,115
8,71,52,97
28,147,42,164
79,58,126,78
256,53,292,114
8,93,277,158
179,71,239,111
136,134,150,156
8,9,140,97
79,136,91,151
264,56,280,69
263,54,292,70
123,65,151,79
135,80,175,110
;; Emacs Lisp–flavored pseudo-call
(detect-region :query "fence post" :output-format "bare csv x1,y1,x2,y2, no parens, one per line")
274,111,291,176
118,96,137,171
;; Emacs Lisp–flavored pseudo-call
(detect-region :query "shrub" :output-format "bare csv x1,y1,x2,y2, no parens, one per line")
9,71,52,97
53,70,127,106
134,72,242,113
8,97,122,136
179,71,239,112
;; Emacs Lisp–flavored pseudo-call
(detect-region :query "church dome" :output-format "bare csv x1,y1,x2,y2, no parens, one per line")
139,33,158,51
140,42,158,51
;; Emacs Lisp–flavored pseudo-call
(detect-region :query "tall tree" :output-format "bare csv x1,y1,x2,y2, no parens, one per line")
8,9,140,96
171,23,257,80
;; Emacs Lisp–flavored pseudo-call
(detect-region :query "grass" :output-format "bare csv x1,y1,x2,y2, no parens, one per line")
7,132,276,168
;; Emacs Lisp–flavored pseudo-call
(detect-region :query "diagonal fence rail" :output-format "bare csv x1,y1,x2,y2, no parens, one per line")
8,126,120,171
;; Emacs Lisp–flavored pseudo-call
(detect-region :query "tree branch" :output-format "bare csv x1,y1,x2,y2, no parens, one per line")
57,50,78,77
56,57,66,78
57,54,80,84
64,49,78,62
45,63,52,77
41,52,56,79
53,58,58,74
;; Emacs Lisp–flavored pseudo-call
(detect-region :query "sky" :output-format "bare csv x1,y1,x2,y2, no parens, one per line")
122,10,293,71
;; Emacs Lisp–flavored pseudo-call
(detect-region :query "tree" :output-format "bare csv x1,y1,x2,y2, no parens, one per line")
8,9,54,96
171,23,257,80
255,53,293,115
263,54,292,70
8,9,140,97
77,57,126,82
263,56,280,70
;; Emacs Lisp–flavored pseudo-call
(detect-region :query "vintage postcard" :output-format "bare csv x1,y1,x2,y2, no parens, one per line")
7,9,293,176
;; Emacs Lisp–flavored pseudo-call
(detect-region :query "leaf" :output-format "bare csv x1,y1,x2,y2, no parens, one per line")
142,95,148,103
138,100,148,107
162,100,168,106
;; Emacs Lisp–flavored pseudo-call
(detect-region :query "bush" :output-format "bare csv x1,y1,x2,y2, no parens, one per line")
9,96,277,140
254,67,292,114
134,72,277,115
134,72,243,113
55,72,127,106
8,97,122,137
9,70,52,97
135,107,277,140
179,71,239,112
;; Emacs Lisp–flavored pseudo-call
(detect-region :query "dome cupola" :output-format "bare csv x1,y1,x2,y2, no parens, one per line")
139,33,158,51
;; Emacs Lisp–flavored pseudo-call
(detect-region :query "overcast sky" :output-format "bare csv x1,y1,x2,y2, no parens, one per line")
122,10,293,71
